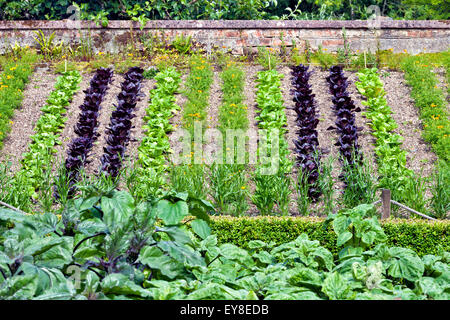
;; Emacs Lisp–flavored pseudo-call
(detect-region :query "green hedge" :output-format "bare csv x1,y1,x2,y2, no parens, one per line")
209,216,450,257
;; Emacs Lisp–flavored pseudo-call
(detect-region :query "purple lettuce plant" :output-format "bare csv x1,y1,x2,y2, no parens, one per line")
101,67,144,178
326,65,362,167
290,64,322,201
61,68,113,196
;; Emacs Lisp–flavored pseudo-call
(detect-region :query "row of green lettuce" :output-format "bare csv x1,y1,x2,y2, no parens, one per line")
133,67,182,199
0,52,40,149
401,55,450,162
253,69,293,215
12,71,82,208
355,69,415,204
0,189,448,300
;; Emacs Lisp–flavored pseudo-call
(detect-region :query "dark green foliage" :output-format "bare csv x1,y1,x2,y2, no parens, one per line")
210,216,450,257
1,192,448,300
1,0,447,21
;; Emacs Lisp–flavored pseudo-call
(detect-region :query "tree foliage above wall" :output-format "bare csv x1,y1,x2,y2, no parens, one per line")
0,0,448,21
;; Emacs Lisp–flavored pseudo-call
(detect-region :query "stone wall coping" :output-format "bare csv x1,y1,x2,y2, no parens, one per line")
0,19,449,30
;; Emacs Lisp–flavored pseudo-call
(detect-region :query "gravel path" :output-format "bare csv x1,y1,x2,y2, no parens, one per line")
126,78,155,165
53,73,92,170
242,64,261,215
309,67,343,193
204,68,222,162
279,65,299,215
168,72,188,162
382,71,437,178
0,67,57,172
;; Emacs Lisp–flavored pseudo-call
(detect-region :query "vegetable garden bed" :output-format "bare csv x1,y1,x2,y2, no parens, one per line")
0,44,449,301
0,53,447,218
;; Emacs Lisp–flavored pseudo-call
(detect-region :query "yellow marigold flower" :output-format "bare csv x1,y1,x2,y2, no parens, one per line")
241,186,246,190
437,125,443,129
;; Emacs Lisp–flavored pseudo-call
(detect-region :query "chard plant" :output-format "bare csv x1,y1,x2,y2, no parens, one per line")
0,191,448,300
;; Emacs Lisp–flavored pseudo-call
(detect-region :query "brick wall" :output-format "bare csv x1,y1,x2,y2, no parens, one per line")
0,20,448,55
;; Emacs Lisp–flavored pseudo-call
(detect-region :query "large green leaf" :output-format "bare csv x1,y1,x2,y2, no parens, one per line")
0,208,28,223
101,273,151,298
33,237,73,268
322,272,353,300
24,237,65,257
337,231,352,247
0,274,38,300
191,219,211,240
157,226,193,245
138,246,184,279
416,277,447,299
158,241,205,267
101,191,134,230
219,243,254,266
385,247,424,282
156,200,188,225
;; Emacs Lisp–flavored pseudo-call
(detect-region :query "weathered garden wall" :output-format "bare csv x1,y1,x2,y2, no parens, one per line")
0,20,449,54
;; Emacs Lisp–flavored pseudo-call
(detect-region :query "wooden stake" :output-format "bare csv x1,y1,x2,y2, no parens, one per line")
381,189,391,219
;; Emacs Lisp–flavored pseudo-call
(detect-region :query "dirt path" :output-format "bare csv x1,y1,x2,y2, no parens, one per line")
347,71,378,169
53,73,92,169
382,71,437,178
242,64,261,215
279,66,297,164
0,67,58,172
279,65,299,215
204,68,222,161
126,79,155,165
168,73,188,159
244,64,261,147
309,67,344,193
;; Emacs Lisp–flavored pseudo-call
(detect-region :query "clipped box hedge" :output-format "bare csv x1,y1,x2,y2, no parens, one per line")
209,216,450,257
